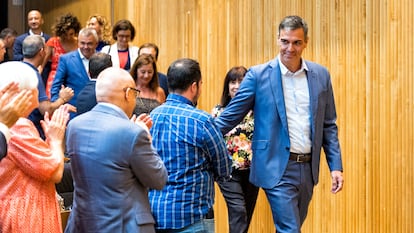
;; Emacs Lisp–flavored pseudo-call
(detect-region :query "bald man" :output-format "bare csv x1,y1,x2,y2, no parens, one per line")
65,67,167,233
13,10,51,84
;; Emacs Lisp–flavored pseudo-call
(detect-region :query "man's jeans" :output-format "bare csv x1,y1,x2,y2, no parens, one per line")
156,219,215,233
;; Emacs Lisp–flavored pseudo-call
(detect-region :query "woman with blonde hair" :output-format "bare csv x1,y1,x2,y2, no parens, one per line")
0,61,70,233
86,14,111,51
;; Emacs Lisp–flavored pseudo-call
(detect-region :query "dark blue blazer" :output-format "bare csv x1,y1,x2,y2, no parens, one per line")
216,57,343,189
76,80,97,116
50,50,90,119
158,72,169,96
13,32,51,61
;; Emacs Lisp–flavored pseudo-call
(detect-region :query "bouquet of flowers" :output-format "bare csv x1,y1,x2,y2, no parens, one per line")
223,111,254,170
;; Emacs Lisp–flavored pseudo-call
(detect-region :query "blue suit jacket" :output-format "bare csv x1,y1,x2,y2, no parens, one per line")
75,80,97,116
158,72,169,96
64,103,167,233
216,57,343,189
50,50,90,119
13,32,51,61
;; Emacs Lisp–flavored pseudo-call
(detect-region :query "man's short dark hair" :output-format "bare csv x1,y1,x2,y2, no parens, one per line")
167,58,201,93
112,19,136,41
278,15,308,39
139,43,159,60
0,28,17,39
89,52,112,79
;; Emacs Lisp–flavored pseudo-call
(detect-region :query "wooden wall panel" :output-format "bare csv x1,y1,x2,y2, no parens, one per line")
24,0,111,35
17,0,414,232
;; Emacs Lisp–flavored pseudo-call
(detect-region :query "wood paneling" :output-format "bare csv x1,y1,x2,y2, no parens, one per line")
24,0,111,35
21,0,414,232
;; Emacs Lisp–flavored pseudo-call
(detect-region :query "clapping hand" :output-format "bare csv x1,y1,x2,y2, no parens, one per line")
41,105,70,145
0,82,33,127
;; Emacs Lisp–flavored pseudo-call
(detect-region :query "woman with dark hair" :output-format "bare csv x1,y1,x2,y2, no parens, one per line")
101,19,138,71
130,54,165,115
42,13,81,98
211,66,259,233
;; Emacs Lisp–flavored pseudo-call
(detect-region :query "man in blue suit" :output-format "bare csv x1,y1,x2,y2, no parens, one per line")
215,15,344,233
76,52,112,115
50,27,98,119
65,67,167,233
13,10,51,85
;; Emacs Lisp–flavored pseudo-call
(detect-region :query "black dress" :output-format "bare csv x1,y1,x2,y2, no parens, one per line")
133,97,161,115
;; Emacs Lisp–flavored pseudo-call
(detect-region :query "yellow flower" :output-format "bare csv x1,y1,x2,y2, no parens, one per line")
239,133,247,140
232,152,239,161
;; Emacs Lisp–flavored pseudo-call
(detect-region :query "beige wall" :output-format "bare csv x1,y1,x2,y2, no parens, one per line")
13,0,414,232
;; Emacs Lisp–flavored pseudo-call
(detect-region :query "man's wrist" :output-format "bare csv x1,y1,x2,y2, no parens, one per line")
58,97,67,104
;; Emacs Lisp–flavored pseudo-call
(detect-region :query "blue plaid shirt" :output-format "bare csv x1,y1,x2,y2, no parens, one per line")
149,94,232,229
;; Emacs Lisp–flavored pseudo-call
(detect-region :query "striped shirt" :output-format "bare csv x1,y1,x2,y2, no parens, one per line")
149,94,232,229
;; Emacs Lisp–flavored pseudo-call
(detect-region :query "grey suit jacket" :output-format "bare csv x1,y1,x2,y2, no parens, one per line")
65,103,167,233
216,57,343,189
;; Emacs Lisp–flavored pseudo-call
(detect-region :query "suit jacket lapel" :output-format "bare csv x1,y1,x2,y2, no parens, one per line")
269,59,289,133
73,51,90,80
305,62,317,140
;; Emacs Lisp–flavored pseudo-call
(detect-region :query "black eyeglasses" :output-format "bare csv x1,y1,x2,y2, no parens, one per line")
123,87,140,97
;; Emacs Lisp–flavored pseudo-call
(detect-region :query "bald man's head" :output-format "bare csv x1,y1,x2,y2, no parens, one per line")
96,67,137,117
27,10,44,32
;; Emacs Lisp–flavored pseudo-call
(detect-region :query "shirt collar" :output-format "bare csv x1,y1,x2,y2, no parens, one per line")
78,49,87,60
277,54,308,75
29,30,43,36
98,103,129,119
167,93,196,107
22,61,38,72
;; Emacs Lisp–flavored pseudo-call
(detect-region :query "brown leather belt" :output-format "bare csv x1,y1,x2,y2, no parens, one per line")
289,152,311,163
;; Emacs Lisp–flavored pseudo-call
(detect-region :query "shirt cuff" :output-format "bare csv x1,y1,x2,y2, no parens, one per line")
0,122,11,143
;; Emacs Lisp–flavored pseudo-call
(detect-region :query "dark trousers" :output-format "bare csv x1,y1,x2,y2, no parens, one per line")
41,61,51,88
55,162,74,209
217,169,259,233
263,160,314,233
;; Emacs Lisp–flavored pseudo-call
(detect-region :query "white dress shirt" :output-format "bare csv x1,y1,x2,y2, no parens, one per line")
279,55,312,154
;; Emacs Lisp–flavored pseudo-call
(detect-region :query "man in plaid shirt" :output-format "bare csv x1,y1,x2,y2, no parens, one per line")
149,58,232,233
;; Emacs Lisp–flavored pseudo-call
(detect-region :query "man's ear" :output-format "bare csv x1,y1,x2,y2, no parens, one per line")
124,88,131,101
190,81,198,94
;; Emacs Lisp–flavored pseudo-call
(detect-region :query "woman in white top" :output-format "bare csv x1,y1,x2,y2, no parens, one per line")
101,19,138,71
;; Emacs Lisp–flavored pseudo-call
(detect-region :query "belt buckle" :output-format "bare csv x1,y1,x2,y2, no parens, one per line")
296,154,304,163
